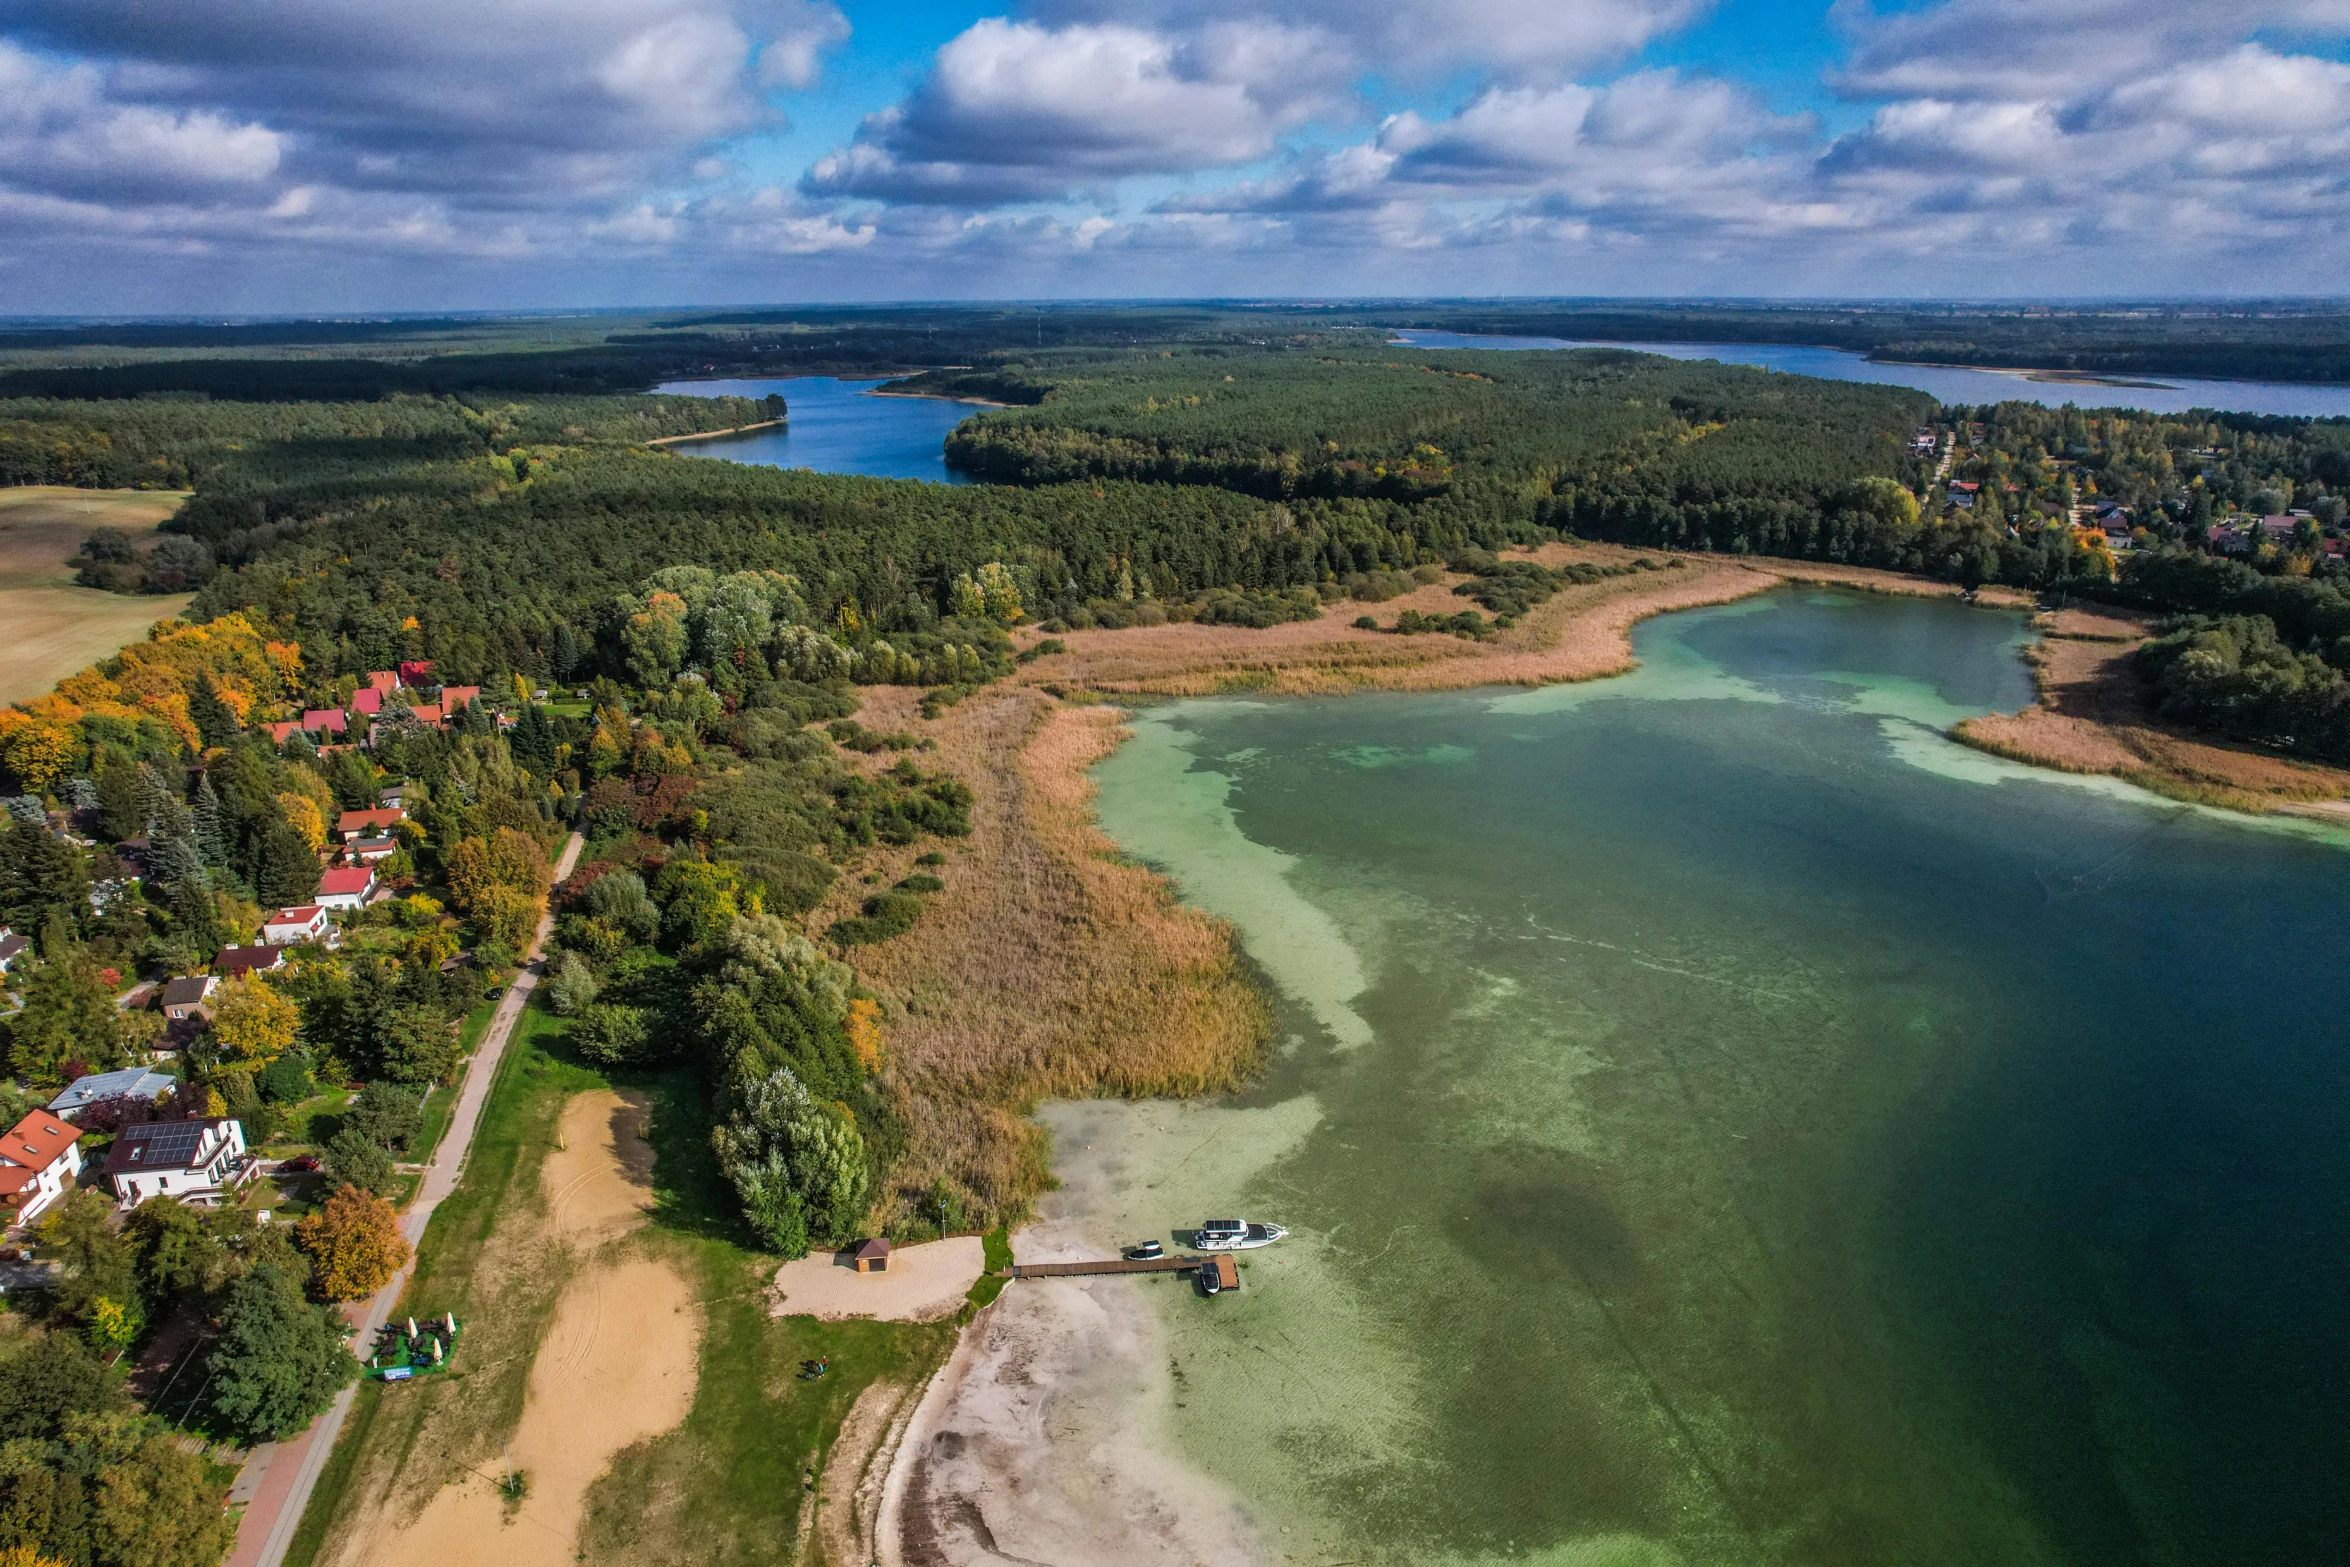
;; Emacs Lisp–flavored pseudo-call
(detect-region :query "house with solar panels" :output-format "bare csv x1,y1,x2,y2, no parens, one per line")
103,1118,252,1208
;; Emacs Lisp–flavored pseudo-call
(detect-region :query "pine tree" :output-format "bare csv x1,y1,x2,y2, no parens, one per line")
133,762,175,836
189,675,242,747
191,773,228,868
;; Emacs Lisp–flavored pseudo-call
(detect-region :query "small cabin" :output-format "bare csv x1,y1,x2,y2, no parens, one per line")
848,1237,891,1274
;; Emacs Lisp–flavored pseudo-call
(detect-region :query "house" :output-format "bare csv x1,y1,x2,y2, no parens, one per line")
264,721,303,746
2259,514,2304,543
1946,481,1979,510
2207,522,2252,554
0,1111,83,1226
159,974,218,1022
104,1118,251,1208
301,708,350,737
847,1237,891,1273
440,685,480,714
397,660,435,687
214,944,284,979
349,687,383,717
335,807,405,840
380,782,411,809
263,904,331,945
347,833,398,865
363,670,400,697
0,930,24,973
48,1067,178,1123
407,703,444,728
315,866,376,911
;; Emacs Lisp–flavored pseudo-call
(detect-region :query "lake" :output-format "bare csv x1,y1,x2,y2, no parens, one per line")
1389,329,2350,418
1080,589,2350,1566
652,375,986,483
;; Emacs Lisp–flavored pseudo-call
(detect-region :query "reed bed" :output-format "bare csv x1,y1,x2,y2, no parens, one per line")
840,686,1273,1230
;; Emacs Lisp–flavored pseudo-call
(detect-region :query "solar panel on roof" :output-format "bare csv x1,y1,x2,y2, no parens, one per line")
128,1121,206,1167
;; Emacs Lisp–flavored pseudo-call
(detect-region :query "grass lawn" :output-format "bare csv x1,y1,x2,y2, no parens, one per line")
287,1002,964,1567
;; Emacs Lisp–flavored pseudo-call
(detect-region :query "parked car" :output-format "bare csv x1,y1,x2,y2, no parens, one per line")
277,1154,321,1174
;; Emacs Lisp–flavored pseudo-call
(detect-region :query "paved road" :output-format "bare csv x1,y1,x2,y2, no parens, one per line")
227,832,583,1567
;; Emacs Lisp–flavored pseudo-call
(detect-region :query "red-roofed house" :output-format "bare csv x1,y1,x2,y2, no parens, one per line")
398,660,435,687
408,704,444,728
214,945,284,978
265,720,302,745
336,807,405,840
262,905,330,945
301,708,350,736
350,687,383,716
439,685,480,713
0,1110,83,1226
363,670,399,696
315,865,377,911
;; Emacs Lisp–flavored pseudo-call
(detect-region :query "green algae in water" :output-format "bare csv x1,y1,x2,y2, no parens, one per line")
1083,589,2350,1565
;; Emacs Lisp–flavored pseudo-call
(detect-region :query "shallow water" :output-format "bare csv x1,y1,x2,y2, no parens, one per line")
653,375,984,483
1387,329,2350,418
1080,589,2350,1566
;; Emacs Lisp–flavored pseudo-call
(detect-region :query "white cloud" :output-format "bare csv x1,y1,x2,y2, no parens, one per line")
805,17,1342,204
0,43,283,199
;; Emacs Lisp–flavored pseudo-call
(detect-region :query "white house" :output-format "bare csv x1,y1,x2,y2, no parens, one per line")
315,865,377,911
104,1118,251,1208
262,904,331,945
0,1110,83,1227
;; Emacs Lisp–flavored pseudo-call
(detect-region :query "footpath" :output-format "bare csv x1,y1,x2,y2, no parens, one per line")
226,832,584,1567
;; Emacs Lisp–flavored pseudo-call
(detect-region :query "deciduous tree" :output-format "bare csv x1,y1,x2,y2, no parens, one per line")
293,1184,409,1301
206,1261,358,1440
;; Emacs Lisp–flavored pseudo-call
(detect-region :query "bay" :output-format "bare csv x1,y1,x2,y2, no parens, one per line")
1079,588,2350,1565
652,374,986,483
1388,329,2350,418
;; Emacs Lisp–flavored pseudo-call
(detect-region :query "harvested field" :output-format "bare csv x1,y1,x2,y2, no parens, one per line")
770,1235,986,1322
0,486,192,705
1956,609,2350,814
825,686,1274,1231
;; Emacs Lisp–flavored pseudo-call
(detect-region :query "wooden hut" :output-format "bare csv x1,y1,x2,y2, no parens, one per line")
848,1237,892,1273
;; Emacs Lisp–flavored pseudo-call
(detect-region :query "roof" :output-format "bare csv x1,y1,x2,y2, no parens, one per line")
0,933,26,962
848,1237,892,1259
301,709,349,734
364,670,399,694
105,1117,232,1176
49,1068,177,1114
441,685,480,711
215,945,283,975
398,660,435,685
265,721,301,744
267,905,325,927
349,688,383,716
0,1110,82,1174
317,867,373,897
409,704,443,726
336,807,404,836
159,976,216,1006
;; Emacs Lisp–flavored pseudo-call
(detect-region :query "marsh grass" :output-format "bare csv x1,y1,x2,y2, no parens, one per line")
834,685,1276,1231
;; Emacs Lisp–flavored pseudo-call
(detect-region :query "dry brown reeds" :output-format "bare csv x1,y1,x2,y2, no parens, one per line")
833,686,1272,1230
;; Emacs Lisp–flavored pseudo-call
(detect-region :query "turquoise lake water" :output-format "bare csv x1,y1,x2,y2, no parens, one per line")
1388,329,2350,418
653,375,984,483
1085,589,2350,1566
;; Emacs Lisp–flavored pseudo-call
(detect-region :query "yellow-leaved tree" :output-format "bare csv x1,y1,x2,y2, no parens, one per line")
294,1184,411,1302
275,792,325,852
208,974,298,1065
845,998,884,1072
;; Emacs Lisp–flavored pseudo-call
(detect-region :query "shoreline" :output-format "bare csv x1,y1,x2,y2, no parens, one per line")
644,418,785,446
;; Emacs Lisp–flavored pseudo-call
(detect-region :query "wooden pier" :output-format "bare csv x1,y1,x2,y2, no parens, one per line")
1011,1255,1242,1289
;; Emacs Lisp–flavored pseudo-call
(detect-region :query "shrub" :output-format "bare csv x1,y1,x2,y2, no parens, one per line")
254,1053,313,1105
323,1128,396,1195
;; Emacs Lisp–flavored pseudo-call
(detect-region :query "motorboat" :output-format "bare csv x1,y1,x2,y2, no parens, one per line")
1192,1219,1286,1251
1123,1239,1164,1261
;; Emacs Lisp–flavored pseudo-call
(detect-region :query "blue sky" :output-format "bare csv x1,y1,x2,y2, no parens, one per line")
2,0,2348,312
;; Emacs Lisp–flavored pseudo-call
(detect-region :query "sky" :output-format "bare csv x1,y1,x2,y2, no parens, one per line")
3,0,2349,314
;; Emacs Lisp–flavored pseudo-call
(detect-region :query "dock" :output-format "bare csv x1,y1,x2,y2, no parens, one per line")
1011,1255,1242,1289
1011,1255,1199,1278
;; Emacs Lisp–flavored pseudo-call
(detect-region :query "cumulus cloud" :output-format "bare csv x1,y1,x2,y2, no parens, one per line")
804,17,1342,204
0,44,283,201
0,0,848,204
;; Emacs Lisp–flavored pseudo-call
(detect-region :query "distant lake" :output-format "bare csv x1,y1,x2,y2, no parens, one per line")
653,375,985,483
1389,329,2350,418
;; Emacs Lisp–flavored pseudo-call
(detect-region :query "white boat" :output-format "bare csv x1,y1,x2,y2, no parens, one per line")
1193,1219,1286,1251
